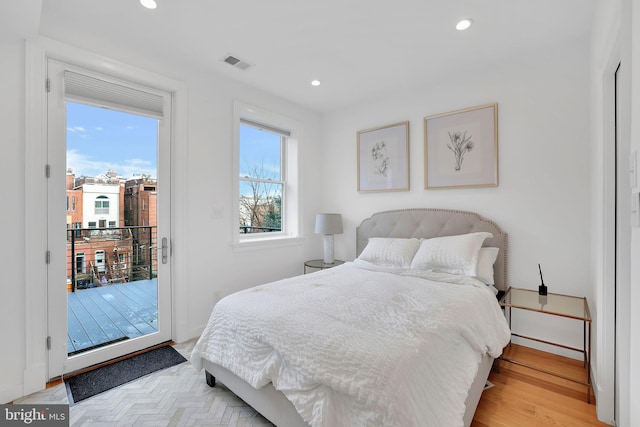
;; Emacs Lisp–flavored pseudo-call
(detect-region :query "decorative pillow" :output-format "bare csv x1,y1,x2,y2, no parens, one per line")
357,237,421,268
475,247,499,285
410,232,493,276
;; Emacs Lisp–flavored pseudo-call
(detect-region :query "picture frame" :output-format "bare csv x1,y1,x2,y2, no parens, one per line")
357,121,410,192
424,103,498,189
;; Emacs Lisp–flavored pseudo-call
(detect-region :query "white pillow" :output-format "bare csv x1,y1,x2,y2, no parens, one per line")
357,237,421,268
410,232,493,276
475,247,499,285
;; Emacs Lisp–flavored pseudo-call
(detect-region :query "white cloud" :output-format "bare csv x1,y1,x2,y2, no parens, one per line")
67,126,87,133
66,149,156,179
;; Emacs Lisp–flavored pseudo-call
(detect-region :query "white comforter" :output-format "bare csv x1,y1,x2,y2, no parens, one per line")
191,261,511,427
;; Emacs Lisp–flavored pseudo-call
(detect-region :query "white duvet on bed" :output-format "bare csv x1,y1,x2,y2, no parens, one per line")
191,261,511,427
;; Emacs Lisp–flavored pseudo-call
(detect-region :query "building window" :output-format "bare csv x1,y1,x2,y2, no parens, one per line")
142,199,146,211
75,252,85,274
95,195,109,215
72,196,76,211
88,221,96,228
109,221,116,228
233,102,300,244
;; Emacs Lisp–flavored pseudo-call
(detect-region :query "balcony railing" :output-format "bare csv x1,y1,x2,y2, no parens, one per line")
67,226,157,292
239,225,281,233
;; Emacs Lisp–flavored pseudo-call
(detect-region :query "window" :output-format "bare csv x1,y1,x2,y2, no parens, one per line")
239,121,285,234
109,221,116,228
72,196,76,211
233,102,300,245
95,195,109,215
88,222,96,228
75,253,85,274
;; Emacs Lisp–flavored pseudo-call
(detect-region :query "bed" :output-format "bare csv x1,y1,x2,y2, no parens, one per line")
191,208,511,427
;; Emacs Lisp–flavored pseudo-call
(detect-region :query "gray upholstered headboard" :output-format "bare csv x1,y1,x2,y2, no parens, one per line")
356,208,508,291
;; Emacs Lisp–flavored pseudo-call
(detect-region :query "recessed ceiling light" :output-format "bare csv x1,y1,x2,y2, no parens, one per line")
456,18,472,31
140,0,157,9
311,80,321,86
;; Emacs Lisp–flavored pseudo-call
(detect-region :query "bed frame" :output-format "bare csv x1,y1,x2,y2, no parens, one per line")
203,208,508,427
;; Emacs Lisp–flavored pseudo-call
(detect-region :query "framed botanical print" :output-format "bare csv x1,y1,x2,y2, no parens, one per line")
424,103,498,189
357,121,410,192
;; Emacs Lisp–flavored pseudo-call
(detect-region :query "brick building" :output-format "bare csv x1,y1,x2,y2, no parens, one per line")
66,169,157,289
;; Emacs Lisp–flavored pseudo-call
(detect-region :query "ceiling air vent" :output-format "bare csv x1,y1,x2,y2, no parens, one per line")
222,54,252,71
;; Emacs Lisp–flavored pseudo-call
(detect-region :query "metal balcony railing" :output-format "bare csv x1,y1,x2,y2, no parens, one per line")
239,225,281,233
66,226,157,292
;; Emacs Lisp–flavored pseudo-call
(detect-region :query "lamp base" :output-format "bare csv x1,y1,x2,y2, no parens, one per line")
323,234,335,264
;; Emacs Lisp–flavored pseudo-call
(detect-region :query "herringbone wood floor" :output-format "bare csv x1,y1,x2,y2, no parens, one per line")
15,340,272,426
15,341,611,426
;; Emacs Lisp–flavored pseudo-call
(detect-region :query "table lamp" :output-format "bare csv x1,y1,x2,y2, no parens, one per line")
314,213,343,264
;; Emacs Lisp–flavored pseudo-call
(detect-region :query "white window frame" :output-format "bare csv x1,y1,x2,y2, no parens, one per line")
95,196,110,215
232,102,301,249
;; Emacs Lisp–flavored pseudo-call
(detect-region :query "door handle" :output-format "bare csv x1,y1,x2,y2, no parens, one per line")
161,237,168,264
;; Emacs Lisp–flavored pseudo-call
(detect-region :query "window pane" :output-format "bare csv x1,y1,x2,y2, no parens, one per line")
239,181,282,233
239,124,282,180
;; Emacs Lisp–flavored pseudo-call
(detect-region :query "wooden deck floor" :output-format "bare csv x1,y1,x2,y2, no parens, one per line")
67,279,158,354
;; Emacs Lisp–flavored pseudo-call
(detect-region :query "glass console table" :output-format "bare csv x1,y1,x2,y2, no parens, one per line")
303,259,344,274
499,287,592,403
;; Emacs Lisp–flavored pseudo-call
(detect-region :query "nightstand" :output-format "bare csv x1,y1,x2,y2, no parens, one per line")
304,259,344,274
499,287,592,402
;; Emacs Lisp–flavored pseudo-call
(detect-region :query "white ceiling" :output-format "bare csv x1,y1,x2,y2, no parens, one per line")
14,0,596,112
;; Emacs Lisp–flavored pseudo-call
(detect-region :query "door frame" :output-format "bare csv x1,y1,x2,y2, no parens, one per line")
46,58,174,376
24,38,189,393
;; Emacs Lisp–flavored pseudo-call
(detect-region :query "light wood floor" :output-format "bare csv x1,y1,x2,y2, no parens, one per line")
472,344,611,426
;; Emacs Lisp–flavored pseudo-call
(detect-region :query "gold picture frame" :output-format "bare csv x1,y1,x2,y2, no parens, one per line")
424,103,498,189
357,121,410,192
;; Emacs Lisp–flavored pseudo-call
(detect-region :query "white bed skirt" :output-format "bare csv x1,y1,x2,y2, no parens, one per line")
202,353,494,427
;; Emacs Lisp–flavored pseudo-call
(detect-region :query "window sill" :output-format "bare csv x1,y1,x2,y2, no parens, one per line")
232,235,305,252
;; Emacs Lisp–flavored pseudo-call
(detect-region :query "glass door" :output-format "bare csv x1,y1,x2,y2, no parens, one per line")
47,60,172,377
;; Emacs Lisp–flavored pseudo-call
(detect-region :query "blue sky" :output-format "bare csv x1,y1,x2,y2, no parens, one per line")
239,124,281,180
66,102,158,179
66,102,282,192
67,102,281,186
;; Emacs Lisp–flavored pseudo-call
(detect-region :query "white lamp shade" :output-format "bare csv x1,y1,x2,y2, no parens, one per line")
314,213,343,235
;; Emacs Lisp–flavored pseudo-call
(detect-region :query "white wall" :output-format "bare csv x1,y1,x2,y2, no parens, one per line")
320,44,592,353
179,69,324,339
0,39,28,404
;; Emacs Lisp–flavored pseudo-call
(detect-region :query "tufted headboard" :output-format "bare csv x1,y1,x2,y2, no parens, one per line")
356,208,508,291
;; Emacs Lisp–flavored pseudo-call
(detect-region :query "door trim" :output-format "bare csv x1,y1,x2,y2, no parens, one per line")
24,37,189,393
46,58,175,376
596,41,620,425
